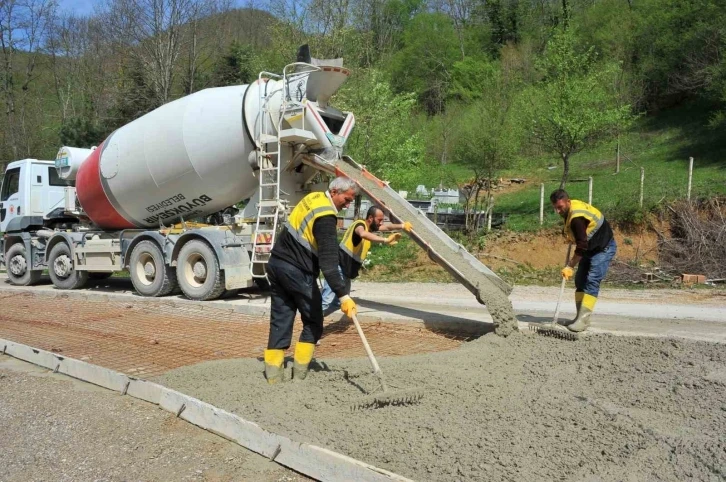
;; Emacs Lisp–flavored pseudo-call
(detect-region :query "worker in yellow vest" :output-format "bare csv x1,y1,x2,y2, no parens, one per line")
551,189,617,332
321,205,413,315
263,177,359,384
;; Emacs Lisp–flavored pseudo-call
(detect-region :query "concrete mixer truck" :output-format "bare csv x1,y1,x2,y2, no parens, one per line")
0,54,357,301
0,49,514,331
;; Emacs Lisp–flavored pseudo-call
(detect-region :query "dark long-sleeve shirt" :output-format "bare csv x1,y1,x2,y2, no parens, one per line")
270,214,348,298
570,217,614,256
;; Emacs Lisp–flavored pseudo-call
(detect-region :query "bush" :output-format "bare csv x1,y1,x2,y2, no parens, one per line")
363,236,418,271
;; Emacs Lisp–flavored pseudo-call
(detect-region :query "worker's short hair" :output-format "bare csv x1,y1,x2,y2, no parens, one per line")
328,176,358,194
366,205,383,219
550,189,570,204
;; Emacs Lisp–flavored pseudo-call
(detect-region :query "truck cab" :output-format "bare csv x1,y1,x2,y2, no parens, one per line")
1,159,70,284
1,159,68,233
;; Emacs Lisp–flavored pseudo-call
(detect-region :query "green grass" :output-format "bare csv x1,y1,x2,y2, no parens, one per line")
491,103,726,232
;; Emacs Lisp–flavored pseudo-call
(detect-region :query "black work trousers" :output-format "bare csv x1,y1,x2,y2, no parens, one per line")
266,255,324,349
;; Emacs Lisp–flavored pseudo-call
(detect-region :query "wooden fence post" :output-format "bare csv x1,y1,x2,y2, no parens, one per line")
615,138,621,174
539,183,544,225
639,167,645,208
687,157,694,201
588,176,593,205
353,195,362,219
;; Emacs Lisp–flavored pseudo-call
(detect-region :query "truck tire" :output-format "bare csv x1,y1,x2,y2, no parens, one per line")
129,240,178,297
48,242,88,290
176,240,225,301
5,243,41,286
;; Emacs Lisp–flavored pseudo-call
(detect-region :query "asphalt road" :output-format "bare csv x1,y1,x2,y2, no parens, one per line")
2,274,724,343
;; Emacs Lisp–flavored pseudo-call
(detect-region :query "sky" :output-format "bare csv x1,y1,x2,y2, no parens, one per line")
56,0,97,17
56,0,267,17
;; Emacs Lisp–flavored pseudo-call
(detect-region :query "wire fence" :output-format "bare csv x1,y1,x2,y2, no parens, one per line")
537,157,698,225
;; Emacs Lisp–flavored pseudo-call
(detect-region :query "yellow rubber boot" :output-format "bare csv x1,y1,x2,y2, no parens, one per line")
575,291,584,313
559,292,584,327
264,349,285,384
293,342,315,381
568,294,596,332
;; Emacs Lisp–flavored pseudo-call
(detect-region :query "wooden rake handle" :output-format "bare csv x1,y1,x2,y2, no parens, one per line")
350,313,389,392
552,244,573,326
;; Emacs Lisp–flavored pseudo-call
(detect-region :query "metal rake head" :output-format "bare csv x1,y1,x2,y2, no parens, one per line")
351,389,424,411
529,324,580,341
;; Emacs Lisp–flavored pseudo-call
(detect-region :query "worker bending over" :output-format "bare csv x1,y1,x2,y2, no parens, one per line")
321,205,413,315
551,189,617,332
264,177,359,384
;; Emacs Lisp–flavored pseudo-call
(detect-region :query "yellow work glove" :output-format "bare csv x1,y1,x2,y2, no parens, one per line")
340,295,357,318
403,221,413,232
384,233,402,245
561,266,574,280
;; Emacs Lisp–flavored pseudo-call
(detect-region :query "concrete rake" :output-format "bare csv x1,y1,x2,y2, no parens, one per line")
349,313,424,410
530,244,579,341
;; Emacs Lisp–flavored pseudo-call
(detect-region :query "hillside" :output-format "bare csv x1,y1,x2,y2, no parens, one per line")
1,0,724,237
492,102,726,231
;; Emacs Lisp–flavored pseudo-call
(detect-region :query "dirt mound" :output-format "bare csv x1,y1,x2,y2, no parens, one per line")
155,332,726,481
482,227,660,271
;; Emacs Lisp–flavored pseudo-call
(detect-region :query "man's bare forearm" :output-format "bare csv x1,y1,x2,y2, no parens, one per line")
377,223,404,232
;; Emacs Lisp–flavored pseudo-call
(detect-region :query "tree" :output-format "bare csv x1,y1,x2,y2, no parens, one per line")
0,0,54,159
453,62,523,235
46,12,86,124
102,0,219,107
531,29,634,188
351,0,424,65
335,69,426,189
211,40,257,87
59,117,104,148
105,58,157,130
389,12,460,114
181,0,232,94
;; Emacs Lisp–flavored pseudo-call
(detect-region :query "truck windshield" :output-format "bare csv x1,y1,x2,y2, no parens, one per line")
1,167,20,201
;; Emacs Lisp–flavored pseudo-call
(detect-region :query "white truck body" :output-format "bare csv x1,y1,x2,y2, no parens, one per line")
0,59,355,301
0,159,66,233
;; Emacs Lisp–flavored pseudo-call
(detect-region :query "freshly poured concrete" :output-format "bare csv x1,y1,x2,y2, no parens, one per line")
155,332,726,481
2,274,724,479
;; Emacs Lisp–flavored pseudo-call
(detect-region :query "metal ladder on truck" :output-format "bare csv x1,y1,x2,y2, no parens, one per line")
249,63,319,282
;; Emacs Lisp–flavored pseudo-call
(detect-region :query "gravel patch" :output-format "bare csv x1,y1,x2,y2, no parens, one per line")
0,356,307,482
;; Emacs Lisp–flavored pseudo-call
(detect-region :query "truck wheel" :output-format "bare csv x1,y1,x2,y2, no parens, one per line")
5,243,41,286
129,240,178,297
48,242,88,290
176,240,225,301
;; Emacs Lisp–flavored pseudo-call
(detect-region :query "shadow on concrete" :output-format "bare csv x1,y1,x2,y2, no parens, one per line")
517,314,558,324
351,298,495,338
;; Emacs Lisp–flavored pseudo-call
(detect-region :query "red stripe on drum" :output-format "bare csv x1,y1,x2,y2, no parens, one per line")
75,142,135,229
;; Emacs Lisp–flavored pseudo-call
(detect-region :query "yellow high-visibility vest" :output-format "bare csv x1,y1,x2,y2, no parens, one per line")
284,192,337,254
564,199,605,243
340,219,371,263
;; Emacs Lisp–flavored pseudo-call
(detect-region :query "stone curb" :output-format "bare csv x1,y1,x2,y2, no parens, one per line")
0,337,413,482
